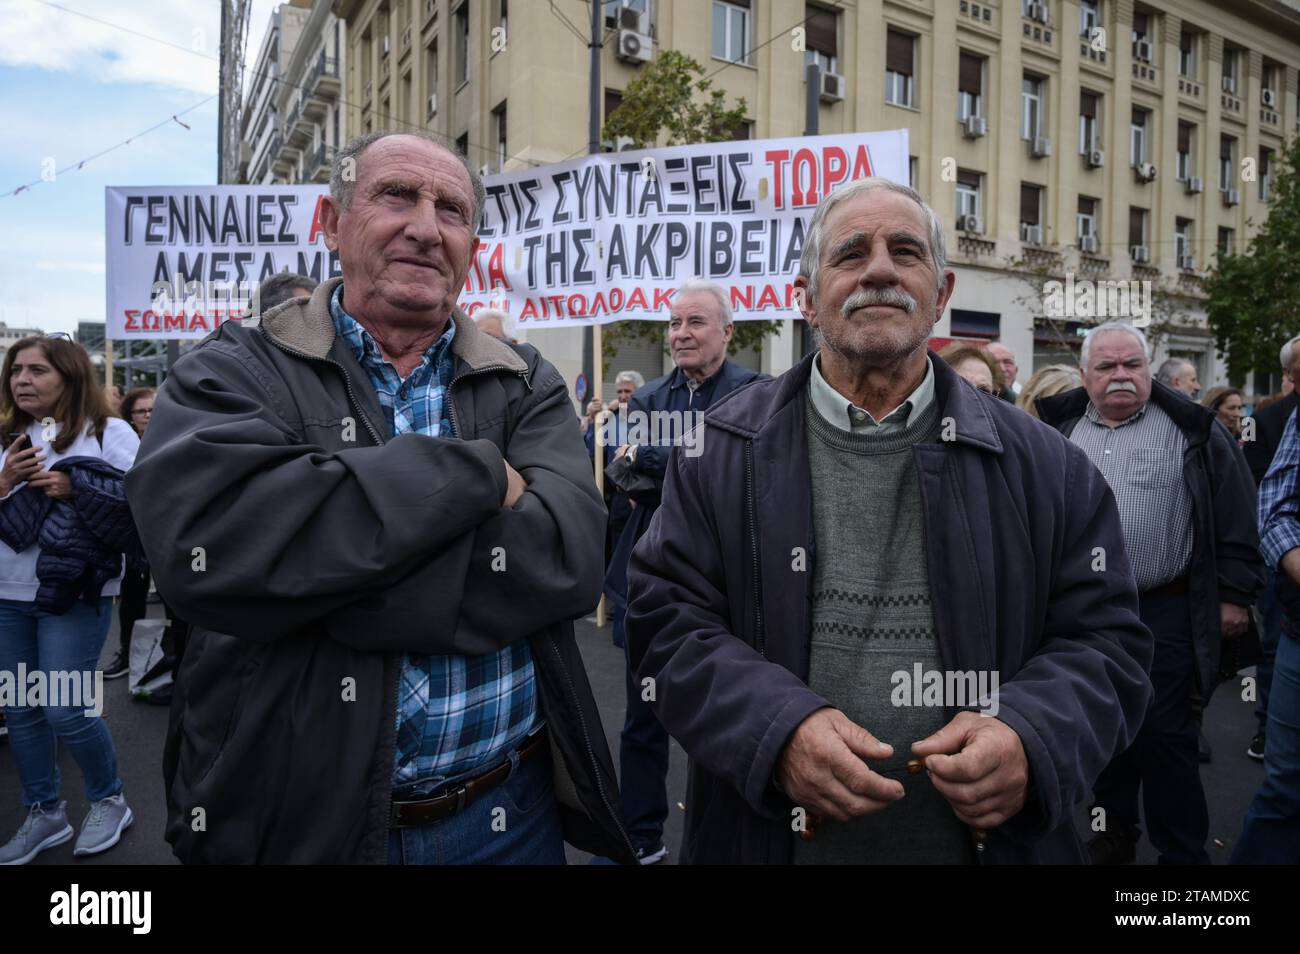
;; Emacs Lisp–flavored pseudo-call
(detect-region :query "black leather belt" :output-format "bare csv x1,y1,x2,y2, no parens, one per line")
390,728,548,829
1142,574,1190,598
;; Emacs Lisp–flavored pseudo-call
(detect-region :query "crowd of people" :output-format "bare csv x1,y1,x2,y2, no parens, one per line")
0,128,1297,866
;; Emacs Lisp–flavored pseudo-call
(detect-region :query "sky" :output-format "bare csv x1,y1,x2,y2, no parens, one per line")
0,0,280,335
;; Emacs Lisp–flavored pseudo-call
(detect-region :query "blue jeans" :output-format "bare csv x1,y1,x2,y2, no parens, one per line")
386,740,565,864
1233,626,1300,863
1256,566,1283,732
1093,589,1209,864
0,598,122,809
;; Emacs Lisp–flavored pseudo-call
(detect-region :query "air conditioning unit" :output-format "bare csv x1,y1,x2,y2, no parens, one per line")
1136,161,1157,181
1133,38,1153,62
819,71,845,103
1032,136,1052,158
1178,254,1197,270
1080,234,1100,254
963,115,987,139
427,93,438,116
1222,188,1240,206
1088,148,1105,168
618,7,649,33
1130,245,1150,263
615,135,637,151
617,29,653,64
1020,223,1043,244
1027,2,1049,24
1222,75,1237,94
957,214,983,233
479,164,491,178
1184,176,1204,194
1262,89,1277,108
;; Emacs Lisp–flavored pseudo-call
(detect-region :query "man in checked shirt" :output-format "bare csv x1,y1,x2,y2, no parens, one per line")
1038,320,1263,865
1238,403,1300,862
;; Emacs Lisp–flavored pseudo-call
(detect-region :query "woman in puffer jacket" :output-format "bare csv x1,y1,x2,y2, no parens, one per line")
0,335,140,865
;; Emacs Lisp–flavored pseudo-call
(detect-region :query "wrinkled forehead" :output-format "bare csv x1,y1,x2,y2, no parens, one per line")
822,189,931,252
357,136,473,198
1091,331,1148,364
669,291,724,323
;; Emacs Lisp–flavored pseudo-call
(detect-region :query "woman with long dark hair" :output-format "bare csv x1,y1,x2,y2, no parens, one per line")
0,335,141,864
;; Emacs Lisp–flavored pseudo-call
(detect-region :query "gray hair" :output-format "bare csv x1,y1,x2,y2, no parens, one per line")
1081,321,1150,369
1154,356,1193,385
1280,335,1300,371
614,370,645,390
330,130,486,230
675,277,733,327
798,176,948,300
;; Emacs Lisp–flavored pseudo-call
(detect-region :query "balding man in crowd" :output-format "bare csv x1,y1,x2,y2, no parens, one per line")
473,306,518,344
1155,357,1201,400
128,130,633,865
605,278,765,863
986,342,1020,404
626,177,1152,864
1038,322,1263,865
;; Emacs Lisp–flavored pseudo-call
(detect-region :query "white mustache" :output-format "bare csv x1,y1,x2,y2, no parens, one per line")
1106,381,1138,394
843,288,917,318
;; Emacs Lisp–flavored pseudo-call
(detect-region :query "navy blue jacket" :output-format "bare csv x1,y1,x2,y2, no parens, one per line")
604,359,767,606
625,352,1153,864
0,456,143,614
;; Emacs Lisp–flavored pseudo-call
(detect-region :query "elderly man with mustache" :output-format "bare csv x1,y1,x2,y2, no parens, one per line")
1037,321,1263,865
625,178,1153,864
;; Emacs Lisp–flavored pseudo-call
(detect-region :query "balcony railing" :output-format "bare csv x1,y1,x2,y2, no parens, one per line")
308,52,340,95
310,142,335,178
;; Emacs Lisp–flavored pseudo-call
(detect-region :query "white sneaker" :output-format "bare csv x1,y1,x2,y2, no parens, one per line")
73,793,134,857
0,801,74,865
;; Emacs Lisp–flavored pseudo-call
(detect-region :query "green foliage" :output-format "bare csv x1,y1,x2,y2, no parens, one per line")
1204,134,1300,385
600,50,780,369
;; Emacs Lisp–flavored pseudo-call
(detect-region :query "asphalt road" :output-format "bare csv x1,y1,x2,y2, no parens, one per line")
0,608,1267,865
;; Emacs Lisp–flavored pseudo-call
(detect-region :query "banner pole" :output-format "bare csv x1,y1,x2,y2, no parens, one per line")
103,336,114,392
593,319,606,627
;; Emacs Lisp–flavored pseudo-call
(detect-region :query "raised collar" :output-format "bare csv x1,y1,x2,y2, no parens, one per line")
808,352,935,431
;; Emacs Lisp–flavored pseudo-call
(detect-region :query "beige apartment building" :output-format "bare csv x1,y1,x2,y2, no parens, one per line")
320,0,1300,398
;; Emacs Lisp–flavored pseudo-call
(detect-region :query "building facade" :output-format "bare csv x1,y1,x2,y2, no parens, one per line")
317,0,1300,398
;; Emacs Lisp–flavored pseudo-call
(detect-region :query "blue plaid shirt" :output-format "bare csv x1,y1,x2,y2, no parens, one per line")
1259,406,1300,570
330,286,538,790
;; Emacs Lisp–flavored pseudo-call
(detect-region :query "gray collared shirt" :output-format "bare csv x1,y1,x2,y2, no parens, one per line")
808,353,936,435
1069,399,1194,590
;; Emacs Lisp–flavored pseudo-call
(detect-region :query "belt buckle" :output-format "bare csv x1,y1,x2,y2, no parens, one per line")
451,784,469,816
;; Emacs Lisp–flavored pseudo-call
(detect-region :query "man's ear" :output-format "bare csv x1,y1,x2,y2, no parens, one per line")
794,275,817,327
934,270,957,327
319,196,342,253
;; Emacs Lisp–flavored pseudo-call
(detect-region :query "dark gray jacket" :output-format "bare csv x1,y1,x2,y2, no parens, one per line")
127,277,635,864
626,353,1153,864
1037,381,1265,699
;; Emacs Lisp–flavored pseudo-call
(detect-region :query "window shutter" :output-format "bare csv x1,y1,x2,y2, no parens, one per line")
887,31,913,75
1020,184,1040,226
806,6,837,57
959,52,982,95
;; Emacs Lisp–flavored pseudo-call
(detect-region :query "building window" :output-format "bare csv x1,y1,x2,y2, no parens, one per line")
712,1,751,64
1178,30,1195,78
455,132,469,158
956,169,982,221
804,5,838,75
1020,183,1043,237
1176,122,1194,180
958,52,983,121
499,0,508,38
1077,196,1098,242
1218,227,1234,257
1080,0,1099,36
1130,108,1147,166
1129,206,1147,251
1261,148,1273,201
1175,218,1193,261
454,3,469,85
604,0,649,28
885,30,915,107
493,103,507,171
426,41,439,116
1222,47,1238,93
1219,136,1235,191
909,155,918,189
1132,10,1150,42
1079,91,1099,153
1263,63,1277,100
604,88,624,122
1022,75,1043,141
